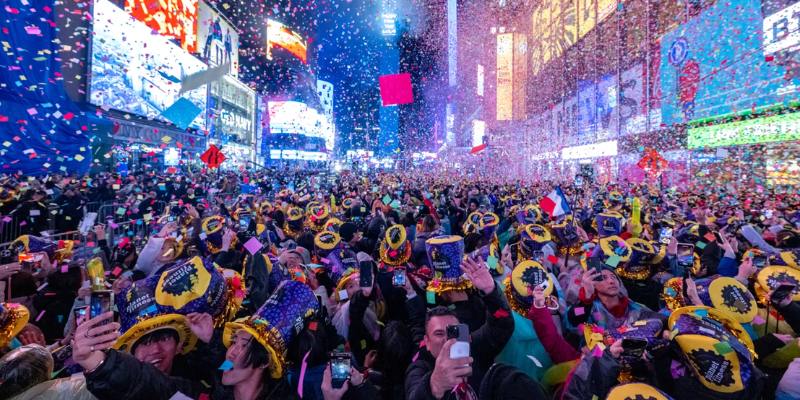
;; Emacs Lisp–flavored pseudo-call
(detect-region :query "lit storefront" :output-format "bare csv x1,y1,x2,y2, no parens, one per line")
208,75,256,167
560,140,619,184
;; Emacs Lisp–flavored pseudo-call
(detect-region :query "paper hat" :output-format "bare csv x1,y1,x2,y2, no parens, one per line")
695,277,758,324
521,205,544,225
342,198,354,209
314,230,342,258
324,218,343,233
0,303,29,348
480,213,500,239
114,277,197,354
662,277,688,311
755,265,800,305
426,235,471,293
463,212,483,235
520,224,552,256
223,281,318,378
379,224,412,267
779,248,800,269
668,306,755,393
284,207,305,238
606,383,674,400
598,235,632,265
305,203,330,232
504,260,553,315
12,235,71,263
551,215,580,247
155,257,242,325
617,238,654,280
325,247,359,286
595,211,625,237
202,216,230,254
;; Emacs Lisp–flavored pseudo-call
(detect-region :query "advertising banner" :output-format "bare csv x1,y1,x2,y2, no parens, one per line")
124,0,198,52
197,1,239,77
90,0,208,130
687,111,800,149
266,19,308,64
497,33,514,121
660,0,800,125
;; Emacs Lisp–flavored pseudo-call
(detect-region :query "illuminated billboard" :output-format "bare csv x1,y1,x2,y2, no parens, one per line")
472,120,486,147
197,2,239,77
266,19,307,64
267,101,334,151
497,33,513,121
90,0,207,129
687,112,800,149
124,0,199,52
660,0,800,125
530,0,616,76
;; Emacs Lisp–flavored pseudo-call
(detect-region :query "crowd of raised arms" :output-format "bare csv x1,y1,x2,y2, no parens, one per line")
0,167,799,400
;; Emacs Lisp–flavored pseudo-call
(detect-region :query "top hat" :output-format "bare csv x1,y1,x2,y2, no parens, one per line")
379,224,412,267
0,302,29,348
426,235,471,293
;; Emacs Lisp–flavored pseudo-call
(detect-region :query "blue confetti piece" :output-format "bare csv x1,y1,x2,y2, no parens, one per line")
218,360,234,371
694,309,709,318
160,98,202,130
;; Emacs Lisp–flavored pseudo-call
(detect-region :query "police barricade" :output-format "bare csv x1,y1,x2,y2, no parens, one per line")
0,213,23,246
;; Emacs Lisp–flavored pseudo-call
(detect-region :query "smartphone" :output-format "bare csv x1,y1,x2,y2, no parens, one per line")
239,215,252,230
772,283,797,303
359,260,374,288
90,291,113,322
533,251,545,264
330,352,351,389
447,324,470,359
752,255,768,268
72,305,88,324
677,243,694,267
392,269,406,287
621,338,648,359
659,228,673,244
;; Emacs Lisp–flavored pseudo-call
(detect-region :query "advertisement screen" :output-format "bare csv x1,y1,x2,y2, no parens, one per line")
267,101,334,151
266,19,307,64
124,0,198,52
472,120,486,147
497,33,513,121
90,0,208,130
197,2,239,77
209,75,255,143
660,0,800,125
687,111,800,149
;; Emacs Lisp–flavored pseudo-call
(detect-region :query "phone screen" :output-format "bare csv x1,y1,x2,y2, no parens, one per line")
677,244,694,267
90,291,113,322
73,306,88,324
392,269,406,287
533,251,545,264
659,228,673,244
330,353,351,389
621,338,648,358
359,260,373,288
752,255,768,268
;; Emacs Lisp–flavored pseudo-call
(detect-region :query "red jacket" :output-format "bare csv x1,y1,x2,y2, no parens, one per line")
526,305,580,364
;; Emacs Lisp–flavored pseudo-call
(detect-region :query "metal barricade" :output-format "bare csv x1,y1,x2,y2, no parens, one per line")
0,213,22,245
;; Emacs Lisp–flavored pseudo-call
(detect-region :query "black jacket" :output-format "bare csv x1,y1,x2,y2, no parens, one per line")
404,283,514,400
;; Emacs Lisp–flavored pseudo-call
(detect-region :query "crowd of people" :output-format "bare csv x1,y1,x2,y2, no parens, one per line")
0,167,799,400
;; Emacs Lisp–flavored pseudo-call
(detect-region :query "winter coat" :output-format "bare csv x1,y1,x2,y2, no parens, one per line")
404,283,515,400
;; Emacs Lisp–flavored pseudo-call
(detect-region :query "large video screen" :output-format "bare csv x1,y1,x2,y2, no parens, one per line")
267,101,334,150
90,0,208,130
197,2,239,77
266,19,308,64
659,0,800,125
124,0,199,52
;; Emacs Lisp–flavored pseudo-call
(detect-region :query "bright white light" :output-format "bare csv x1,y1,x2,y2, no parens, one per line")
269,149,328,161
561,140,618,160
472,120,486,147
268,101,335,151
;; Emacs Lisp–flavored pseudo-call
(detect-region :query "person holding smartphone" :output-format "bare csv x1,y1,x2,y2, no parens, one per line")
405,257,515,400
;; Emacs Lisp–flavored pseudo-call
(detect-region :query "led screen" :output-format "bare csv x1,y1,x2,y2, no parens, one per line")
266,19,307,64
267,101,334,150
660,0,800,125
687,111,800,149
124,0,199,52
90,0,208,129
197,2,239,77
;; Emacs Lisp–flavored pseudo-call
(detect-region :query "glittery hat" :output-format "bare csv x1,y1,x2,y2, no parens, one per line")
463,212,483,235
595,211,625,238
202,216,234,254
755,265,800,305
606,383,673,400
696,277,758,324
617,238,654,280
314,230,342,259
426,235,471,293
504,260,553,315
0,302,29,348
223,281,319,378
379,224,412,267
12,235,73,263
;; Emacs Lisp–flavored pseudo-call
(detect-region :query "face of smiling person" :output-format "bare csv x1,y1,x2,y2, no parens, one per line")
132,329,181,374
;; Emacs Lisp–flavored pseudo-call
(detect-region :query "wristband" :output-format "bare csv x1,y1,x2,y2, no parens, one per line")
84,351,107,374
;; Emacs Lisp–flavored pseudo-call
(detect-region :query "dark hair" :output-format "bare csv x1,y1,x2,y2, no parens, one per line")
46,263,82,294
242,338,271,369
379,321,413,383
132,329,179,353
425,306,457,326
422,215,437,232
463,232,482,254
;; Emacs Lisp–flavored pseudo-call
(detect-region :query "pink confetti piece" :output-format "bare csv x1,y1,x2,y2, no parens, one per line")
35,310,46,321
573,306,585,316
24,25,41,35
